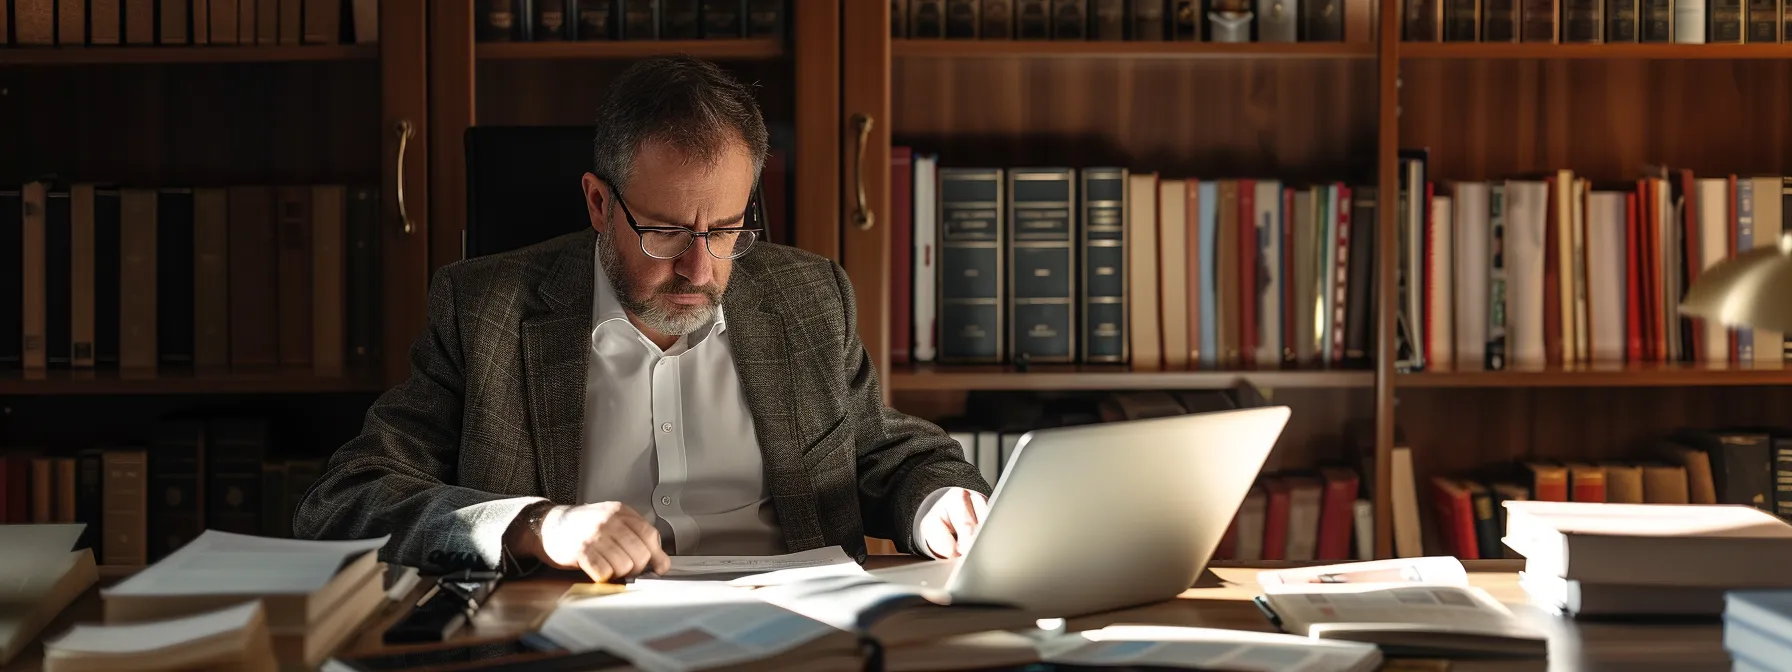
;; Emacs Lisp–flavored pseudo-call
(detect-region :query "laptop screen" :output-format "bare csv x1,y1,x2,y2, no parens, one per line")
463,125,596,259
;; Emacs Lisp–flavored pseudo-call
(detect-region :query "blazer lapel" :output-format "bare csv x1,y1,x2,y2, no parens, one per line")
522,230,595,505
724,265,827,552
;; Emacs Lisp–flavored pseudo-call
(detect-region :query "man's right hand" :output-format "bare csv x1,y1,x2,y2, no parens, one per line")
535,502,671,582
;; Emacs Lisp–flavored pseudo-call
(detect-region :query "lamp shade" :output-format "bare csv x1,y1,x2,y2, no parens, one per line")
1679,233,1792,333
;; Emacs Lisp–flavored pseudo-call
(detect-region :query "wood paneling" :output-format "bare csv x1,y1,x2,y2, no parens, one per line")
473,59,796,126
477,39,784,61
1400,59,1792,182
0,62,379,186
793,1,841,261
893,41,1374,58
890,58,1379,181
0,45,376,65
843,0,893,403
381,0,432,388
892,366,1373,391
429,0,477,273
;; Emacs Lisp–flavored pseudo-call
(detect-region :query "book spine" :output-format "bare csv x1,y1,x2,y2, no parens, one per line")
0,190,21,367
912,0,946,37
662,0,701,38
206,419,267,536
70,184,95,369
937,168,1006,364
1052,0,1087,38
1008,169,1077,365
193,188,232,370
745,0,782,36
945,0,980,36
118,189,158,371
1089,0,1125,39
1483,0,1521,38
1445,0,1481,39
1609,0,1641,37
101,449,148,566
149,422,205,561
156,188,196,367
577,0,617,38
982,0,1015,37
1302,0,1343,38
46,186,71,368
891,149,914,367
1746,0,1778,40
1081,169,1128,364
1775,438,1792,520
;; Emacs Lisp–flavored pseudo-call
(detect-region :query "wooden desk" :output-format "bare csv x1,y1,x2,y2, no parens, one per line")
7,559,1731,672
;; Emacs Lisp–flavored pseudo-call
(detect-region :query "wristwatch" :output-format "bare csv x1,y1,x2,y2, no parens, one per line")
502,501,555,576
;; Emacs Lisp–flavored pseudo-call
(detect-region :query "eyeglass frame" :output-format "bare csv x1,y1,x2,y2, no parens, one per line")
605,180,767,261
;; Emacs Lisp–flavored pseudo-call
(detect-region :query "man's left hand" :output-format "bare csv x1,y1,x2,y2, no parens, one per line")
917,487,990,559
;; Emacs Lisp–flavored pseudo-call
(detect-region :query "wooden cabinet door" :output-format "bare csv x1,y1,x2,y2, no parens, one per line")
839,0,894,401
381,0,432,388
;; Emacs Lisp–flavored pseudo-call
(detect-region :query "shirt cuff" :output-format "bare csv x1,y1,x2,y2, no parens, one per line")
911,486,961,559
455,495,550,572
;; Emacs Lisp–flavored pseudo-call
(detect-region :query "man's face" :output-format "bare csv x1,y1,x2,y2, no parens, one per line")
581,139,756,337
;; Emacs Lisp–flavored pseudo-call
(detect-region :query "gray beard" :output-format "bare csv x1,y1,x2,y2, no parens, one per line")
597,230,719,337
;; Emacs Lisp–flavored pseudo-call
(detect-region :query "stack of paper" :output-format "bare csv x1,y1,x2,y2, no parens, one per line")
539,584,864,671
42,600,278,672
1503,501,1792,618
99,530,390,668
0,524,100,666
1037,625,1383,672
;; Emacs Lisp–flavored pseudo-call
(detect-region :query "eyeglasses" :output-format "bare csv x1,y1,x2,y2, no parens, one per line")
610,185,764,260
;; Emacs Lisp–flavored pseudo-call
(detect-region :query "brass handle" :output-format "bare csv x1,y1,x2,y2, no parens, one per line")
395,119,415,234
850,113,874,231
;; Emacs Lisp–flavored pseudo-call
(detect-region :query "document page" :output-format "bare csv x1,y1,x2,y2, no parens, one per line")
538,586,843,672
656,545,856,578
1263,583,1543,641
1256,557,1468,587
104,530,388,596
1038,625,1381,672
0,523,86,557
45,600,262,654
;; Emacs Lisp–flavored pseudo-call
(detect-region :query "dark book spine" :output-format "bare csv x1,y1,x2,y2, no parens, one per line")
1608,0,1640,38
744,0,780,36
1485,185,1507,370
1521,0,1559,39
1008,169,1077,365
1052,0,1088,37
1081,168,1127,364
621,0,658,38
1471,485,1501,560
1640,0,1672,40
1482,0,1520,38
148,421,204,562
1711,0,1746,38
911,0,945,36
156,188,196,367
662,0,700,37
94,189,122,367
534,0,572,39
700,0,743,35
937,168,1006,364
1303,0,1344,39
46,187,71,367
1014,0,1048,36
1714,433,1774,513
945,0,980,36
1564,0,1604,39
1136,0,1170,38
480,0,526,40
1406,0,1443,38
1258,0,1298,39
982,0,1014,37
1775,437,1792,520
576,0,616,38
205,418,266,536
1343,187,1376,366
1747,0,1779,39
0,190,20,367
76,449,104,555
1089,0,1124,38
347,188,381,373
893,0,909,35
1445,0,1481,39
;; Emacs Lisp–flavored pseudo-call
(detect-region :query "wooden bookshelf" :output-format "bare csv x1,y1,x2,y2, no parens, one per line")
1400,42,1792,59
892,365,1374,391
0,368,382,395
892,40,1375,59
1397,362,1792,388
0,45,378,65
476,38,785,61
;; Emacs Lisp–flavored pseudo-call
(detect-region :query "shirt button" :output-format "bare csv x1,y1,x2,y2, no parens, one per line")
661,496,672,506
660,422,673,433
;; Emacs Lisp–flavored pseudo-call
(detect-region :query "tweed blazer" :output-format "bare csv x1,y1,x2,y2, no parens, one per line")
291,229,990,572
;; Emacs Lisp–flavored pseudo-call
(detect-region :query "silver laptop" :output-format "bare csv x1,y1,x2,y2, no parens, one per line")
872,405,1291,616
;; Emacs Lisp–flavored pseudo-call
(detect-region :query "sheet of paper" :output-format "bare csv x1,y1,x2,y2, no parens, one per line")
539,585,841,672
630,556,870,591
1256,557,1468,587
0,523,86,557
1264,583,1545,642
105,529,388,596
656,545,856,578
1037,625,1381,672
45,600,261,655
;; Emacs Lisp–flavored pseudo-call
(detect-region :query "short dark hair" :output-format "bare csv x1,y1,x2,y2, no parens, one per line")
590,55,769,193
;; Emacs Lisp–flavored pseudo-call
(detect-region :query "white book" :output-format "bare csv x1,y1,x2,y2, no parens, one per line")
1159,180,1190,369
1675,0,1707,42
912,154,938,363
1555,172,1576,365
1504,181,1549,369
1428,194,1454,368
1452,183,1488,369
1750,176,1782,365
1128,174,1163,369
1256,180,1284,367
1502,501,1792,587
1587,191,1628,363
1391,446,1423,558
1697,178,1729,364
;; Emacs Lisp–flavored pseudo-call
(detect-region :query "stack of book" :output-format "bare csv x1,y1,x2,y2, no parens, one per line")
41,601,279,672
96,530,390,669
1723,590,1792,670
1503,501,1792,618
0,524,99,667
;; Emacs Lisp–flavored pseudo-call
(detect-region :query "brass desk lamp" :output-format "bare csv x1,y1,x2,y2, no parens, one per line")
1680,234,1792,332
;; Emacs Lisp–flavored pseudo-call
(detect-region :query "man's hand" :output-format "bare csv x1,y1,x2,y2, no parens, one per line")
534,502,671,582
916,487,990,559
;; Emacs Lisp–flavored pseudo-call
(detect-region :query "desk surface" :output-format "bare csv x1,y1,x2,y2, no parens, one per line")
7,558,1731,672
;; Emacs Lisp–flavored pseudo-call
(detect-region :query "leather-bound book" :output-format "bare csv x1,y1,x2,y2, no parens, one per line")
621,0,659,38
228,186,278,368
101,448,148,567
311,186,347,378
982,0,1014,37
15,0,53,45
937,168,1007,364
1445,0,1480,39
0,189,21,368
1081,168,1128,364
911,0,946,36
662,0,700,37
1745,0,1777,40
118,189,157,372
1090,0,1124,38
1522,0,1559,40
206,418,267,536
156,188,196,368
1482,0,1519,39
305,0,341,42
94,188,121,367
147,421,204,562
1051,0,1086,37
700,0,742,36
1303,0,1343,39
746,0,781,36
1014,0,1048,37
45,186,70,368
1608,0,1640,39
1709,0,1745,39
59,0,85,45
1563,0,1605,39
70,184,95,369
90,0,122,43
275,186,313,368
1007,168,1077,365
193,189,230,371
211,0,240,44
577,0,616,38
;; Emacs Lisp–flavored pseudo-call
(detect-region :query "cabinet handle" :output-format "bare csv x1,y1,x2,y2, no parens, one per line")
850,113,874,231
395,119,415,235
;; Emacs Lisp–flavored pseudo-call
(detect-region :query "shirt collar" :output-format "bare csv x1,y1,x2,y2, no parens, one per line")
591,236,727,345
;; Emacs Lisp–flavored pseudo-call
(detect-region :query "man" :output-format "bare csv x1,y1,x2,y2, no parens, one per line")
292,55,992,582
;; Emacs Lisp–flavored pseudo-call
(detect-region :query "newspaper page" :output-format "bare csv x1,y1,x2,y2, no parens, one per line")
537,586,845,672
1256,557,1468,587
1037,625,1381,672
1261,583,1544,643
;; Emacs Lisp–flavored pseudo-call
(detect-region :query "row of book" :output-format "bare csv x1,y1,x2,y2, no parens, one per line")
892,148,1377,369
894,0,1349,42
1402,0,1792,43
1399,154,1792,372
477,0,785,41
0,0,379,47
0,182,383,375
0,415,325,566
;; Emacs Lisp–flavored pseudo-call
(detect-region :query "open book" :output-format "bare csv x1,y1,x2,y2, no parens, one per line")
1256,582,1547,658
0,524,99,666
1037,625,1384,672
752,573,1040,647
538,584,863,672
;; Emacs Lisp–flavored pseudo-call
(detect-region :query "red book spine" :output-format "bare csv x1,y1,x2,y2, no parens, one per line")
1543,176,1562,368
1331,185,1352,364
1680,169,1700,362
1261,477,1290,561
1625,189,1642,363
1316,468,1358,560
1431,478,1480,559
1238,180,1257,368
889,147,913,366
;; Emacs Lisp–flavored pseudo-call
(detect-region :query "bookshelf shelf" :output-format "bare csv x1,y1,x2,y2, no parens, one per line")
475,39,785,61
1396,363,1792,388
0,45,379,65
892,39,1375,59
890,365,1374,391
1399,42,1792,59
0,368,383,396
